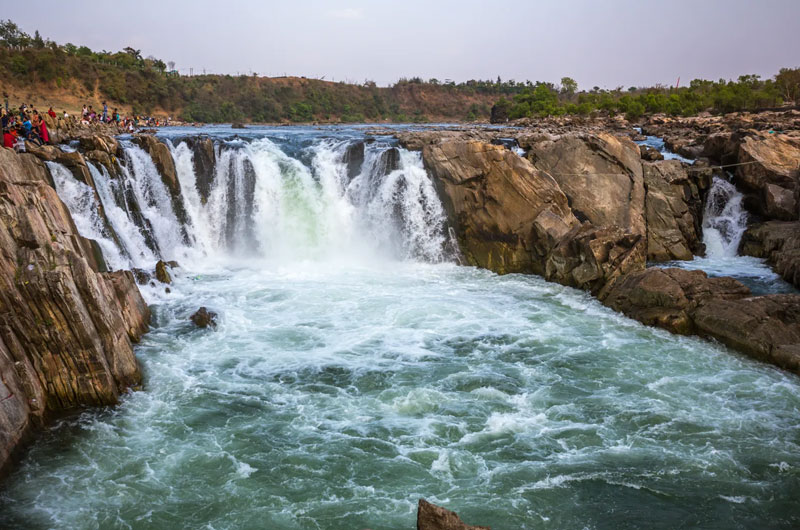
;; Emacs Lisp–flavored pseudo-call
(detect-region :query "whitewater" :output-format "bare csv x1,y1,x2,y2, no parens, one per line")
1,126,799,529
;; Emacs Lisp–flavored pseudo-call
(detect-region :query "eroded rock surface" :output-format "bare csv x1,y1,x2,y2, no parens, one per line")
0,148,149,475
741,221,800,289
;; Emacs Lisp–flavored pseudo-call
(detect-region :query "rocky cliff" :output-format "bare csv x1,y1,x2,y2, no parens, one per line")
0,144,149,475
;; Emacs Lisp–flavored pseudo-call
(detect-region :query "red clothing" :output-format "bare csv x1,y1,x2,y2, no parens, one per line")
48,109,57,119
39,121,49,143
3,132,13,148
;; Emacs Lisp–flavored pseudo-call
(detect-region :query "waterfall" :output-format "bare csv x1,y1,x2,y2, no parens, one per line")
702,175,748,258
47,162,129,270
49,135,453,271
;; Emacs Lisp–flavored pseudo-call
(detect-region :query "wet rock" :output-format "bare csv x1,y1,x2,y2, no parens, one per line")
526,132,646,236
79,135,119,156
603,267,800,373
417,499,490,530
639,144,664,161
342,141,365,180
740,221,800,289
182,137,216,203
131,268,152,284
643,160,704,261
190,307,218,329
231,122,246,129
0,147,149,474
155,260,172,284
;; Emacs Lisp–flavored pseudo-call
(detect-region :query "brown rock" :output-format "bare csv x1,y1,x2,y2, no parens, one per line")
639,144,664,161
190,307,218,329
155,260,172,284
526,132,646,236
740,221,800,289
182,137,216,203
0,148,149,474
422,140,578,275
736,133,800,220
603,267,800,373
417,499,490,530
643,160,704,261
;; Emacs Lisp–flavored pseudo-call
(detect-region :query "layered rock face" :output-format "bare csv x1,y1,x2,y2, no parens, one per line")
422,138,646,296
603,268,800,373
741,221,800,289
736,133,800,221
0,147,149,474
417,499,490,530
642,160,705,261
526,133,646,236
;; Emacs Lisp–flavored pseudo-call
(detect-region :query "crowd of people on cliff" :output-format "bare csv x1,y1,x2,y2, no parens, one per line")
2,99,169,152
1,103,53,152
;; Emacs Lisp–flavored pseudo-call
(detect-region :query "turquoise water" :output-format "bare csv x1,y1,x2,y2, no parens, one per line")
1,262,799,529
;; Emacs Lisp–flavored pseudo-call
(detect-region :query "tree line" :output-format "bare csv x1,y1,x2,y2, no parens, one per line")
491,71,800,122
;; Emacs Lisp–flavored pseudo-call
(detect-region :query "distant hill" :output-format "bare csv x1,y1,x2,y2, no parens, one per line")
0,20,526,123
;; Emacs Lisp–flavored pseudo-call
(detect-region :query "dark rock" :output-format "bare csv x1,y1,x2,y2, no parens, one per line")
182,137,216,203
190,307,218,329
417,499,490,530
342,141,365,180
740,221,800,289
131,268,152,284
231,122,246,129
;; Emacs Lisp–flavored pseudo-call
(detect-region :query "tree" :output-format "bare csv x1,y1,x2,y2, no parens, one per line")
123,46,142,60
776,67,800,104
560,76,578,97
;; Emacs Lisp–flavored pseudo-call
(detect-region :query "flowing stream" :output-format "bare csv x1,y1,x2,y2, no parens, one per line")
1,126,799,529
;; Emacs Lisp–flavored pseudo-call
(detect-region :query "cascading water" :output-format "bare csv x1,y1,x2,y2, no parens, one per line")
10,127,798,529
667,174,796,294
702,175,748,258
47,161,129,270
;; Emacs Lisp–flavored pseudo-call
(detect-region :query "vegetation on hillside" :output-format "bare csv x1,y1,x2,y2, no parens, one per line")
492,70,800,122
0,20,518,123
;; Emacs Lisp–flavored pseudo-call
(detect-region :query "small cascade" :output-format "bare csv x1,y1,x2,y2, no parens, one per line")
702,175,748,258
47,162,129,270
53,134,453,270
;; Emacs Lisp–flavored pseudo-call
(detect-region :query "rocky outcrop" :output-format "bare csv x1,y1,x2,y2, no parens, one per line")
155,260,172,284
526,132,646,236
422,139,645,294
740,221,800,289
182,137,216,203
0,147,150,474
417,500,490,530
422,140,578,275
643,160,704,261
603,268,800,373
736,133,800,220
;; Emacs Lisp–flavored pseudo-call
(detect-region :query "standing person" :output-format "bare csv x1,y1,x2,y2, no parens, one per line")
82,104,88,118
36,114,50,144
48,107,56,119
1,108,8,130
102,101,108,122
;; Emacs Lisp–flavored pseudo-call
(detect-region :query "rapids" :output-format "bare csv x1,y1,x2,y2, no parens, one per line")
1,126,799,529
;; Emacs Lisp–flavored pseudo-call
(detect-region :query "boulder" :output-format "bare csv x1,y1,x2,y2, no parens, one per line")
417,500,490,530
0,148,149,474
79,135,119,156
422,140,578,275
736,133,800,220
643,160,704,261
740,221,800,289
190,307,218,329
639,144,664,161
155,260,172,284
526,132,646,236
342,141,365,180
603,267,800,373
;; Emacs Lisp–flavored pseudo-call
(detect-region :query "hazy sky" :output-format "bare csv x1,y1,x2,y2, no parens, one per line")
5,0,799,89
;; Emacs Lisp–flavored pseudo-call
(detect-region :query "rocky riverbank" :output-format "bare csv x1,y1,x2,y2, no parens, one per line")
395,116,800,375
0,121,149,476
